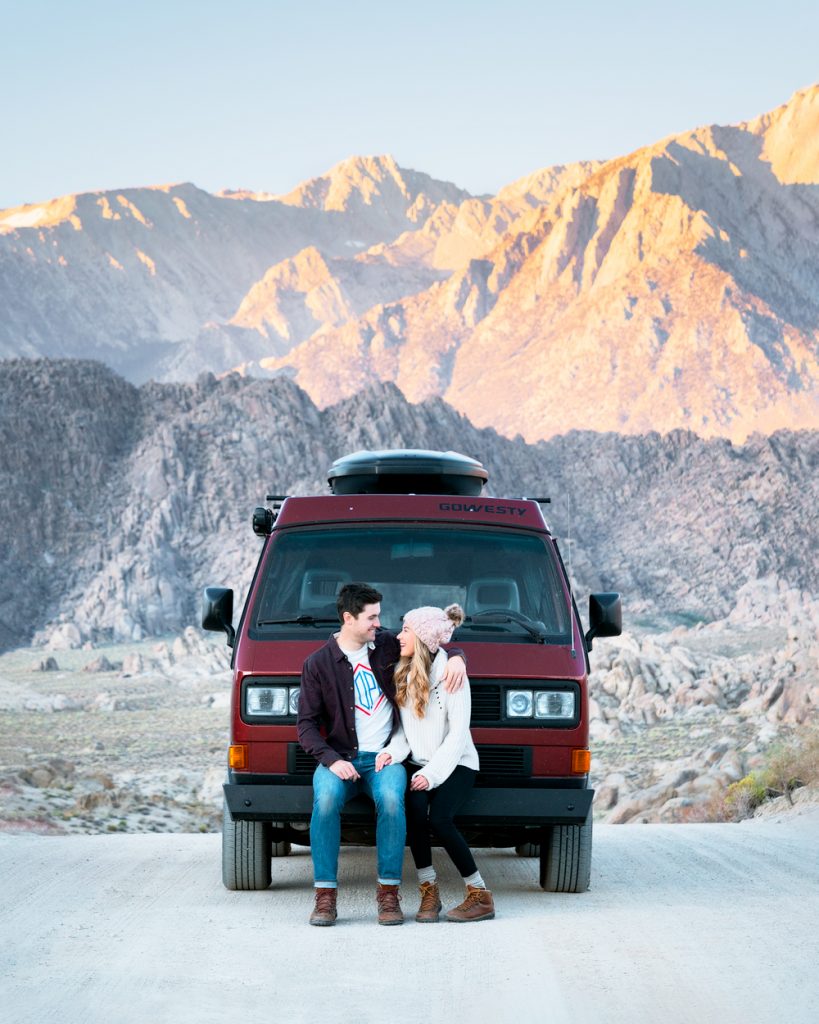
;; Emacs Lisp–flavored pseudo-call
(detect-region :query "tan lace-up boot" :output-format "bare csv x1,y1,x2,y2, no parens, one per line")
445,885,495,922
309,887,338,926
376,883,404,925
415,881,442,923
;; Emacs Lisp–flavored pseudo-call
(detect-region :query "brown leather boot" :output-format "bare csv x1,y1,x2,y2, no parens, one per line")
309,887,338,926
376,883,404,925
415,881,442,923
445,885,495,922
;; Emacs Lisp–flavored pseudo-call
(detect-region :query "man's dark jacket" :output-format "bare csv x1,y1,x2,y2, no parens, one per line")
297,631,464,768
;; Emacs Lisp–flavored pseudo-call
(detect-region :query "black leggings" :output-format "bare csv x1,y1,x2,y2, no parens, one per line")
405,764,477,878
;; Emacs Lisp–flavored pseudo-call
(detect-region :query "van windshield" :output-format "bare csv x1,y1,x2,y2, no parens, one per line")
249,525,571,644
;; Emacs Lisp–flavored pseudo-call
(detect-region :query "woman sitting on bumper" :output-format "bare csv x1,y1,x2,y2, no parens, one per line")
376,603,495,923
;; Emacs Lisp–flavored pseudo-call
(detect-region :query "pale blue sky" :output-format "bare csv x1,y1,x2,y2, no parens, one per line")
2,0,818,209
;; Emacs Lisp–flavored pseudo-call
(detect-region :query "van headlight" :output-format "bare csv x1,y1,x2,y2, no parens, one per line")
534,690,575,720
506,688,575,721
246,683,300,718
507,690,534,717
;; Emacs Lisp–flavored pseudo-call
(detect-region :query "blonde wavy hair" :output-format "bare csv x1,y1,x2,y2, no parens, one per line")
394,640,434,718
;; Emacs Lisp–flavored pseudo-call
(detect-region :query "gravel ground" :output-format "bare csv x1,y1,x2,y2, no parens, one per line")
2,809,818,1024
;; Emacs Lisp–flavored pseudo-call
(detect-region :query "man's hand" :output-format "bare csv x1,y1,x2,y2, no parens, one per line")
329,759,360,781
442,654,466,693
410,774,430,791
375,752,392,772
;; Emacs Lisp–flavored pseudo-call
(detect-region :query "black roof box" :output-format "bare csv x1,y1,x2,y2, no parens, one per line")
327,449,488,496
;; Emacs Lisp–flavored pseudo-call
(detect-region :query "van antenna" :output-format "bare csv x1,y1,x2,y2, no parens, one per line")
567,490,576,660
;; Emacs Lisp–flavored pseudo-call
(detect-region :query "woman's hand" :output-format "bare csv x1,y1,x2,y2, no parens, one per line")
410,773,430,791
442,655,466,693
375,752,393,772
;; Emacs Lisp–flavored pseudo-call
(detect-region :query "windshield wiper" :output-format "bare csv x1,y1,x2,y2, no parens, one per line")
464,610,548,643
256,616,339,627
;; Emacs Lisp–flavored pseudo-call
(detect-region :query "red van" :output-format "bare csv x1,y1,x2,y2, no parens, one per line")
203,449,621,893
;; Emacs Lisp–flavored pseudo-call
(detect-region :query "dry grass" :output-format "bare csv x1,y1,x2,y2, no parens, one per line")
669,726,819,823
723,727,819,821
764,728,819,803
672,792,733,824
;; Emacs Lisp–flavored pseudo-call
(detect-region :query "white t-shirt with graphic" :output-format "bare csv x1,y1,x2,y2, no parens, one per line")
340,641,393,753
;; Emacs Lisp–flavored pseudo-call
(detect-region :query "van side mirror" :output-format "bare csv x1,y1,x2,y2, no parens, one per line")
202,586,235,647
585,592,622,650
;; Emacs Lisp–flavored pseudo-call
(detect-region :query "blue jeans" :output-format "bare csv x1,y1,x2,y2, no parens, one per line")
310,752,406,888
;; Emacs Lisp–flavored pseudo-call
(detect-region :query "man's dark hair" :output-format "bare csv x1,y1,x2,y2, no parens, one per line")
337,582,383,622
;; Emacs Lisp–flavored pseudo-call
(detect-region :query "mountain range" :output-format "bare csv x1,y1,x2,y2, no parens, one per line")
3,89,818,442
1,358,816,651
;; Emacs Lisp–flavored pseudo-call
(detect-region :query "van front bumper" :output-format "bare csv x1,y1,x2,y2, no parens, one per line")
223,779,593,827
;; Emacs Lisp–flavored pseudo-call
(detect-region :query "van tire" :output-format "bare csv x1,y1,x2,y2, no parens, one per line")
222,799,272,890
539,811,592,893
514,842,540,857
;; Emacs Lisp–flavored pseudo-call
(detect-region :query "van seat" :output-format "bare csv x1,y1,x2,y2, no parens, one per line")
466,576,520,615
300,570,351,610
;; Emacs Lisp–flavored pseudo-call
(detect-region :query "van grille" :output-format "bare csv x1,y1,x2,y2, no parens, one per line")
288,743,530,777
475,744,530,776
470,685,501,723
290,746,318,775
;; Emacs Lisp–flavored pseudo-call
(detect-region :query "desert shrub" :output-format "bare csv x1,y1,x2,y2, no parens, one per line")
723,726,819,819
673,793,731,823
791,728,819,784
724,773,769,821
765,746,803,806
763,727,819,805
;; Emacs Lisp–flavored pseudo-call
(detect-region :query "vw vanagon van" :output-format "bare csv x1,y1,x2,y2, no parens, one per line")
203,449,621,893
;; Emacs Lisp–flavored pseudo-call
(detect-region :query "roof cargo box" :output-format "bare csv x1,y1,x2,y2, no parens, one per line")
327,449,488,496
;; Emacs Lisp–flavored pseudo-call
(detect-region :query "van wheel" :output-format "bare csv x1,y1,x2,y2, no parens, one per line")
539,811,592,893
514,842,540,857
271,822,292,857
222,799,272,890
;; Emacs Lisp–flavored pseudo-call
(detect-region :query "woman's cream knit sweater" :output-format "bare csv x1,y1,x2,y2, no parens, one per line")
382,649,479,789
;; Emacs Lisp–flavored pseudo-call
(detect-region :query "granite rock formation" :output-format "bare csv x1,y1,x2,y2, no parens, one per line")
1,358,816,652
1,357,817,827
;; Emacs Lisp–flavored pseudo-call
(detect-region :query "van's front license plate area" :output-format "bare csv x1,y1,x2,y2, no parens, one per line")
223,782,593,826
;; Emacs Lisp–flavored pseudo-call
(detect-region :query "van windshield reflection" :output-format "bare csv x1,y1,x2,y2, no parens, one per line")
250,525,570,644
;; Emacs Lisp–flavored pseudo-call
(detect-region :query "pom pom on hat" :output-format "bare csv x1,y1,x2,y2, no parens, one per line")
403,603,464,653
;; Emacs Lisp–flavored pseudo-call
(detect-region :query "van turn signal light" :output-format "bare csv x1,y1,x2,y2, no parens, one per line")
571,748,591,774
229,744,248,770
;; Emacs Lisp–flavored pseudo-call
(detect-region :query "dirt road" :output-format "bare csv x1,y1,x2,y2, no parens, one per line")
2,811,818,1024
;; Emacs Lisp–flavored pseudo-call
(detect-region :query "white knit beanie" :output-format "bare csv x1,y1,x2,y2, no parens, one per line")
403,603,465,653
